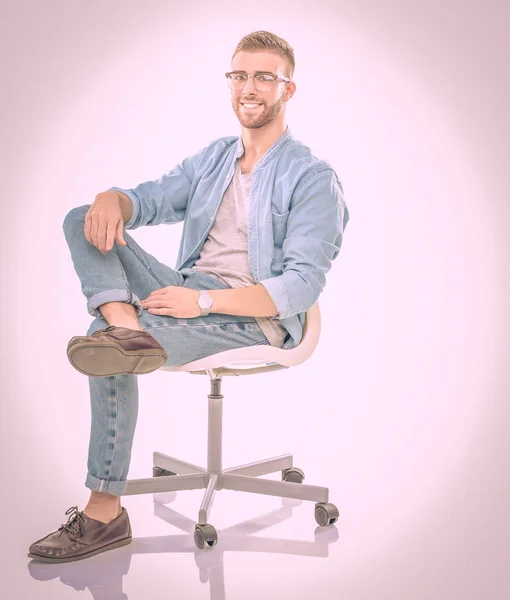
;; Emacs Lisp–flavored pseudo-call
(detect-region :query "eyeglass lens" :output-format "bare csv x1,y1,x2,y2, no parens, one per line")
227,73,277,91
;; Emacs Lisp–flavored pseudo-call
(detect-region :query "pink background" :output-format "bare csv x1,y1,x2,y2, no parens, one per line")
2,0,509,598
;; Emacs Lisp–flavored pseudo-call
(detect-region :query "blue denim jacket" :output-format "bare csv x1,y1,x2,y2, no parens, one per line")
108,127,349,348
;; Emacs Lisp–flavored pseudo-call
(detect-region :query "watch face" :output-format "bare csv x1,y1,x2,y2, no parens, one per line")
199,292,213,309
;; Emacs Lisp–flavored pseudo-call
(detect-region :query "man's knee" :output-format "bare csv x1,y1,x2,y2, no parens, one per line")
62,204,91,233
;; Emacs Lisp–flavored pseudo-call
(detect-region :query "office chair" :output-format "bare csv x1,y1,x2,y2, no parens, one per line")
122,302,339,549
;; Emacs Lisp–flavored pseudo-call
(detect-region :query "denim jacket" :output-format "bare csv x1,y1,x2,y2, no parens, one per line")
108,127,349,349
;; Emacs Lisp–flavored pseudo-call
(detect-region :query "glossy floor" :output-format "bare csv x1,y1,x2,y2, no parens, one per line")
25,492,340,600
9,453,510,600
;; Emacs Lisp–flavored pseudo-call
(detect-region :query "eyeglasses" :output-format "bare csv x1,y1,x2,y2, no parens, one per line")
225,71,291,91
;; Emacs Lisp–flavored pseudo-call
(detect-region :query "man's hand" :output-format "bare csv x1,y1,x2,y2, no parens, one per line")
141,286,201,318
85,192,127,254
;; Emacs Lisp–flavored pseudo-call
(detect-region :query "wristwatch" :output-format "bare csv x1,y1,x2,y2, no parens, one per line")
197,290,213,316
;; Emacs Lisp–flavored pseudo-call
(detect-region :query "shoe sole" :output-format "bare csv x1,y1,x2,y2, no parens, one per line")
27,536,132,563
68,342,168,377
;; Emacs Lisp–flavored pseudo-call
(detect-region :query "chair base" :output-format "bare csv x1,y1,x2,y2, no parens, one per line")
123,451,329,525
121,373,336,547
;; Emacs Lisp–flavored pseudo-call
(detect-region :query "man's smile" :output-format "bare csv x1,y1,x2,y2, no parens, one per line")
241,102,263,110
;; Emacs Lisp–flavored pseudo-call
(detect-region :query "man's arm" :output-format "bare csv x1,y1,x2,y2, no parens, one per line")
208,166,348,320
106,145,208,230
258,166,349,320
209,284,278,318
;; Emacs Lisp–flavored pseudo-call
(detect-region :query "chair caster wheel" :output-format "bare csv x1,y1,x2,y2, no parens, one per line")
315,502,339,526
282,467,305,483
194,524,218,549
153,466,176,477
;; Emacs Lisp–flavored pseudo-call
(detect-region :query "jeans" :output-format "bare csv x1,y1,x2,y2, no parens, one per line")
63,205,274,496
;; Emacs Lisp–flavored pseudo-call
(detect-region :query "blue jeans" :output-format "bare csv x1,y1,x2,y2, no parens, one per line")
63,205,274,496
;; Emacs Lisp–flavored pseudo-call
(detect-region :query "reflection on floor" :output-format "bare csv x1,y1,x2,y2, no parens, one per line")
28,492,339,600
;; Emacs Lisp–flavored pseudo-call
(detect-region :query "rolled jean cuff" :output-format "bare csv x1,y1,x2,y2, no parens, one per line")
85,472,127,496
87,289,143,317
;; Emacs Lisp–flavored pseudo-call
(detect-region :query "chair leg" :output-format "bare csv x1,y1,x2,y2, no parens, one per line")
219,473,329,503
223,454,293,477
198,473,219,525
123,473,207,496
153,451,207,474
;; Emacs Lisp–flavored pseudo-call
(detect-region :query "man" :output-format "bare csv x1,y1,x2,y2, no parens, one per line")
28,30,349,563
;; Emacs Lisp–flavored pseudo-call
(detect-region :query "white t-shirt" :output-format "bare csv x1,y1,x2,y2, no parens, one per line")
191,158,288,348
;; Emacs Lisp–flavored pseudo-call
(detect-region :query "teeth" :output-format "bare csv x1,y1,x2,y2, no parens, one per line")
243,104,260,108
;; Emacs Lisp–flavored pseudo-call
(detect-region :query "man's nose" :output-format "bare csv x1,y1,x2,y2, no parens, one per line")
242,75,258,93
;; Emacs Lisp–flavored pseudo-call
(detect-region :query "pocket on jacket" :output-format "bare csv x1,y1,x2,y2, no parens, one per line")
270,210,289,248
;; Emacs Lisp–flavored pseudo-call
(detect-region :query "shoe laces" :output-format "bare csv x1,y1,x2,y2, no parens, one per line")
57,506,86,539
91,326,116,337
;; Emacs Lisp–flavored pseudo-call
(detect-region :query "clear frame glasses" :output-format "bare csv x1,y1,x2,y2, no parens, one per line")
225,71,291,92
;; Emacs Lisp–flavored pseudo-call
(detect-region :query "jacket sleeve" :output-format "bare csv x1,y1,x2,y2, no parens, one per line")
107,146,207,230
259,166,349,320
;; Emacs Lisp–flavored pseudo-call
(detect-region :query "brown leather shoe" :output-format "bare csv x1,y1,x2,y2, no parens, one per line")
67,325,168,376
28,506,132,563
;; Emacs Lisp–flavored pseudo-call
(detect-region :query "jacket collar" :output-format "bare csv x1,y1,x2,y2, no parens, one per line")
234,126,292,168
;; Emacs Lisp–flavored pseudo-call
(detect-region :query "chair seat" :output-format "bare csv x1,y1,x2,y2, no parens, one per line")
160,303,321,376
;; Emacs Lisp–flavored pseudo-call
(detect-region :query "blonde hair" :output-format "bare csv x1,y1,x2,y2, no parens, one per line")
232,31,295,78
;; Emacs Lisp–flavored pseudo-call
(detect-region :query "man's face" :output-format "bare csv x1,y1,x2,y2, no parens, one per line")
229,51,291,130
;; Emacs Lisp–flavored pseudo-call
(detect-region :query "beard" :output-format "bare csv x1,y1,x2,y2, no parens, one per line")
233,92,285,129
